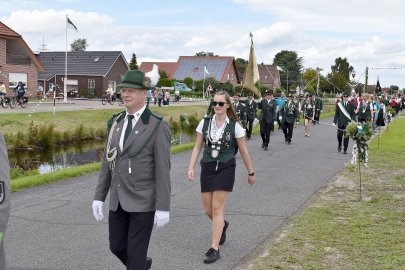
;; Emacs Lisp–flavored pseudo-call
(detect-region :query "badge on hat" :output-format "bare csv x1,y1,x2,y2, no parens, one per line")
0,181,5,204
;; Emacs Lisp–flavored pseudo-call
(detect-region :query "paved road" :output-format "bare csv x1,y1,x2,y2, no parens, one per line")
0,99,207,114
5,119,350,270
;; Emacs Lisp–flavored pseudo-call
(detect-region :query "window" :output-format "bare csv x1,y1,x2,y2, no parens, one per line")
88,79,95,89
9,73,27,88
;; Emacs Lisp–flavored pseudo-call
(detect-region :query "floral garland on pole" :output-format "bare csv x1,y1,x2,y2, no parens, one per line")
346,121,373,166
345,121,373,200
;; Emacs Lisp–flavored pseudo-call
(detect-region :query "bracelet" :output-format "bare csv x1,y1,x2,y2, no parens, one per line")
248,172,255,176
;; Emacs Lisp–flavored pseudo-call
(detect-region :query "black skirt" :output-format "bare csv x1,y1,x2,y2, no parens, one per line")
200,158,236,192
376,109,385,126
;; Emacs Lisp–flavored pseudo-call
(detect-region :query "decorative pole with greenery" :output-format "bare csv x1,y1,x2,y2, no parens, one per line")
345,122,372,200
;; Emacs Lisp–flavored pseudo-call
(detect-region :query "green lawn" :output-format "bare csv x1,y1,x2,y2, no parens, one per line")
0,105,207,135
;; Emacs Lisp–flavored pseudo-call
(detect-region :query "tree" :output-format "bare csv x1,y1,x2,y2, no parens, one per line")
195,51,215,56
158,69,168,79
235,58,248,78
302,68,318,91
183,77,193,88
327,72,350,93
129,53,138,70
70,38,88,51
273,50,304,91
331,57,353,81
389,85,399,92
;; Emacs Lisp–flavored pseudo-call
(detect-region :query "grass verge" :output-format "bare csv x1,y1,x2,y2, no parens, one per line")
248,117,405,270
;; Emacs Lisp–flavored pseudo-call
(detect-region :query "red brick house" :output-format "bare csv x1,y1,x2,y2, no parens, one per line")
257,64,281,89
37,51,129,98
0,21,44,97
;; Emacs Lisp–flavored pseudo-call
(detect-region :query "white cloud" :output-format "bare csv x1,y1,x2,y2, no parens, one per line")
2,2,405,88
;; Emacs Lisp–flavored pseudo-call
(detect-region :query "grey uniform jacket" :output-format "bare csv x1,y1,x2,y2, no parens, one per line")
0,133,10,270
94,108,171,212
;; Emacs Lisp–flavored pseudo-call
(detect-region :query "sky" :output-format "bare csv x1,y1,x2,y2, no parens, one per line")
1,0,405,89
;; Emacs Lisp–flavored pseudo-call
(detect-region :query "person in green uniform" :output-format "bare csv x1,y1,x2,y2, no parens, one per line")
257,91,277,150
245,94,257,139
0,133,10,270
313,94,323,124
333,91,356,154
303,95,315,137
280,94,300,144
356,93,372,124
232,92,247,129
187,91,255,264
92,70,171,270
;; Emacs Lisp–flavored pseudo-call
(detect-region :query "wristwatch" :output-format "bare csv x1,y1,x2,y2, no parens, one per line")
248,172,255,176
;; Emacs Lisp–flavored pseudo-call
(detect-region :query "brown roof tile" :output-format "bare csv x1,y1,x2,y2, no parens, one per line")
0,21,20,38
139,62,178,78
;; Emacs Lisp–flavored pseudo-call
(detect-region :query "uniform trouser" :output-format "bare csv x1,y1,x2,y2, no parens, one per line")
337,126,349,151
246,118,254,138
314,110,321,123
282,121,294,142
260,121,273,147
277,111,281,128
109,204,155,270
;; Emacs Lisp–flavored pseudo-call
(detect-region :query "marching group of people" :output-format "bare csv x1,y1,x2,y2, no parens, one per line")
1,69,403,270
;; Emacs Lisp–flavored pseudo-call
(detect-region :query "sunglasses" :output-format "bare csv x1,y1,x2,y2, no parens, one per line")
211,101,227,107
343,95,348,97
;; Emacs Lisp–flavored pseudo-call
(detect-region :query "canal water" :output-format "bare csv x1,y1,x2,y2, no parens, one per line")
8,133,194,174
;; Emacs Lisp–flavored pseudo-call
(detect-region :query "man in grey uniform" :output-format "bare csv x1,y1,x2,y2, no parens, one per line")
0,133,10,270
92,70,171,270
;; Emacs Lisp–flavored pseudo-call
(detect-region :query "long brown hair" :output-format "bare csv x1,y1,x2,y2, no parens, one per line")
209,91,239,122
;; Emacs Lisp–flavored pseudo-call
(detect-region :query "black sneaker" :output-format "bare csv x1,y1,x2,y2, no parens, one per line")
219,220,229,245
146,257,152,269
204,247,220,264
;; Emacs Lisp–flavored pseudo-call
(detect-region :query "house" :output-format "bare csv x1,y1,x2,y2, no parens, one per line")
0,21,45,97
139,56,240,85
37,51,129,98
139,62,177,79
257,64,281,89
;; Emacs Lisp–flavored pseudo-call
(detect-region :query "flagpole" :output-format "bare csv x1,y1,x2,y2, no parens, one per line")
64,14,68,102
203,66,206,100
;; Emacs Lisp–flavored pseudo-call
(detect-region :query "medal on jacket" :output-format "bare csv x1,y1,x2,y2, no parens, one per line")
211,142,221,158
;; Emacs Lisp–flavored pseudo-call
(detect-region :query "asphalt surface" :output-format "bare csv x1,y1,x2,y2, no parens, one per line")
5,118,351,270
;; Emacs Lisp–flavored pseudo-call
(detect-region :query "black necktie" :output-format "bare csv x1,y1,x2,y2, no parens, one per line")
123,115,134,146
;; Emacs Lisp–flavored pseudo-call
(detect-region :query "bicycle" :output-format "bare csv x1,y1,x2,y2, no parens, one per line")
0,96,11,108
9,94,28,109
101,94,114,105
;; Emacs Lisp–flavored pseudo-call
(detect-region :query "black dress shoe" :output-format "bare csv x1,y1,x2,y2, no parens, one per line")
261,143,265,148
219,220,229,245
204,247,220,264
287,141,291,145
343,149,347,154
264,146,268,151
146,257,152,270
338,145,342,152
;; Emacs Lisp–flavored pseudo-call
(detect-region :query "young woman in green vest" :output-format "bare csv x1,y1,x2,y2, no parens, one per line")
303,95,315,137
187,91,255,264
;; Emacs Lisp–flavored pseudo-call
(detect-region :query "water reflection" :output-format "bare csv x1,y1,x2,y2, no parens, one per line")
8,132,195,174
8,140,105,174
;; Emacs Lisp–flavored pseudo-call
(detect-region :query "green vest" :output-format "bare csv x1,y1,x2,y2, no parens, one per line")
201,117,236,163
358,101,371,120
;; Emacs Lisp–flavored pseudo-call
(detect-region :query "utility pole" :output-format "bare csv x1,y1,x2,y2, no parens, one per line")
364,67,368,95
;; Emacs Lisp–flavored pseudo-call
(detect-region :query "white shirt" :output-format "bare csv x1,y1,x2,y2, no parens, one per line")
196,115,245,140
119,106,146,151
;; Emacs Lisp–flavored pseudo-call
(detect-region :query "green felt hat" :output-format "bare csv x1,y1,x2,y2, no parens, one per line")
118,70,151,89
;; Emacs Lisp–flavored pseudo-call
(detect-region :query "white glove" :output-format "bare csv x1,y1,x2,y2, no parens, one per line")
332,123,336,126
154,210,170,228
279,116,282,121
273,121,277,125
92,200,104,221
